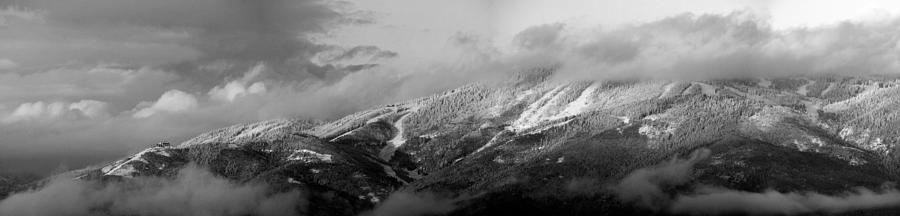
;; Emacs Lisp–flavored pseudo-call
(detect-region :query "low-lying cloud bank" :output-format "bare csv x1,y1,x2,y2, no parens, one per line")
362,191,460,216
671,186,900,215
0,165,303,216
611,149,900,215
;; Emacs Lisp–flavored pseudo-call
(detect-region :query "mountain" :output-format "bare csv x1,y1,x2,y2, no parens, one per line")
15,68,900,215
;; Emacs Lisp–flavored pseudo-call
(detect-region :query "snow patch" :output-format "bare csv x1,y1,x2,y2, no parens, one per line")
288,149,333,163
511,85,570,130
556,83,598,118
638,123,674,140
102,147,169,177
287,178,303,185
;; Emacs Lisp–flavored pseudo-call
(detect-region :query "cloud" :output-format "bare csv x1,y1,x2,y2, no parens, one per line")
208,64,268,102
0,65,179,108
2,100,110,124
611,148,900,215
362,191,459,216
133,90,199,118
313,45,399,66
1,0,373,83
0,165,304,216
0,59,17,70
610,149,710,209
513,23,566,51
502,12,900,81
670,186,900,215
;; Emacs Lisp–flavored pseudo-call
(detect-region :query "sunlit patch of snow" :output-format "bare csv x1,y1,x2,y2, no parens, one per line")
839,127,854,140
105,165,138,177
791,136,827,152
510,85,570,130
474,132,508,153
492,157,507,164
155,150,171,157
288,178,303,185
288,149,333,163
839,127,873,151
868,138,891,155
102,147,169,177
521,119,572,135
638,123,674,140
556,83,598,119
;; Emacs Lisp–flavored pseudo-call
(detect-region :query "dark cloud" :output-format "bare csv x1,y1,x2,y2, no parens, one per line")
505,12,900,81
335,45,399,62
3,0,385,86
0,165,304,216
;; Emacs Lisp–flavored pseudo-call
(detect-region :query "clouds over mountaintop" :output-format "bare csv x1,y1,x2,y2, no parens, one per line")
509,12,900,80
2,0,900,175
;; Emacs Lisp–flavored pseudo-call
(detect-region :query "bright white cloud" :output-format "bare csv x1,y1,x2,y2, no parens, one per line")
208,64,268,102
2,100,110,124
133,90,198,118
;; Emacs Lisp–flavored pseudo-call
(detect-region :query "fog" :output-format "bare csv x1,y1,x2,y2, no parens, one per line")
0,165,304,216
611,149,900,215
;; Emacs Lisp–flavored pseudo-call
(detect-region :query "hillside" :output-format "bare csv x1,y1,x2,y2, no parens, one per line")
10,68,900,215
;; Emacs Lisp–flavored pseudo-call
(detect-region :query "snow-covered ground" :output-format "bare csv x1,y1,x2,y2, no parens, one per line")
101,147,172,177
510,84,598,131
288,149,334,163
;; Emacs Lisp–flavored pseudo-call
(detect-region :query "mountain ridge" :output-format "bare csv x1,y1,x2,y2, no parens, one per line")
8,69,900,215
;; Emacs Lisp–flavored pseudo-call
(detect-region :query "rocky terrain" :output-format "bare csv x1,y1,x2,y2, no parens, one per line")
8,68,900,215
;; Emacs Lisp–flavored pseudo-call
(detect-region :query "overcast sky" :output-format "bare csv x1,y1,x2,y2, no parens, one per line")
1,0,900,174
